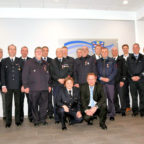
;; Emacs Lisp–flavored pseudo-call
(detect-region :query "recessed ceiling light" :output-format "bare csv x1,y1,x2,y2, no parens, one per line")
123,0,128,5
54,0,59,2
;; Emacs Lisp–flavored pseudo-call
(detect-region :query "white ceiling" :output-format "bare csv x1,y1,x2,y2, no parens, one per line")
0,0,144,11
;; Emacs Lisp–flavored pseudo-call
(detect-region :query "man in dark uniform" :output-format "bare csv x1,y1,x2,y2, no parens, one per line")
20,46,32,123
50,48,73,122
96,47,117,121
112,47,126,116
0,48,6,120
42,46,54,119
80,73,107,130
74,46,97,88
91,44,102,64
119,44,131,112
1,44,23,127
127,43,144,117
22,47,51,126
62,46,74,77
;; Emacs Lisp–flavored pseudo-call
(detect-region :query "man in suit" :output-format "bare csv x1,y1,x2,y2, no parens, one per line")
112,47,126,116
1,44,23,127
22,47,51,126
20,46,32,123
120,44,131,112
80,73,107,130
74,46,97,88
96,47,117,121
127,43,144,117
0,48,6,120
91,44,102,64
42,46,54,119
56,77,82,130
50,48,73,122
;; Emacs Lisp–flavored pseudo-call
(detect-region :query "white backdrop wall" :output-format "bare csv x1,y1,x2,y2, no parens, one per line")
136,20,144,53
0,19,136,117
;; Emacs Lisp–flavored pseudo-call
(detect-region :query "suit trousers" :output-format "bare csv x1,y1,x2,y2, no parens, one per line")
29,90,48,123
5,89,21,124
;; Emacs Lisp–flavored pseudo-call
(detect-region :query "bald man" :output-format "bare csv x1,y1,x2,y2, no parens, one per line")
112,47,126,116
50,48,73,122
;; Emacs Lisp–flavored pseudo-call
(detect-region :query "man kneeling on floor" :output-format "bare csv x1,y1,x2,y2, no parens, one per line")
80,73,107,130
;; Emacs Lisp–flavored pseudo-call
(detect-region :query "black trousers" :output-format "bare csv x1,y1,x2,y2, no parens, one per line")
129,81,144,115
5,89,21,124
29,90,48,123
20,92,32,121
57,108,83,125
83,106,107,124
53,85,64,122
123,79,130,108
114,82,126,113
47,91,54,116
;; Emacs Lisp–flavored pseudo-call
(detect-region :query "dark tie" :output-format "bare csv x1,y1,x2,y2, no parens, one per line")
44,57,47,61
11,59,14,62
59,59,62,63
69,90,72,99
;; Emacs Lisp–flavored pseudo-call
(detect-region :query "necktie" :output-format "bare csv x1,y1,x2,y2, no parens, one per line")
89,86,95,107
135,56,138,60
59,59,62,63
44,57,47,61
69,90,72,99
11,59,14,62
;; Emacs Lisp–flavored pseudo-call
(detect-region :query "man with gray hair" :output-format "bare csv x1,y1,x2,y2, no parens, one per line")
112,47,126,116
1,44,23,127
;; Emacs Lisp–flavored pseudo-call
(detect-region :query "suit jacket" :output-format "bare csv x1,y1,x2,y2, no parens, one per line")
114,56,126,83
22,58,50,91
119,53,132,78
1,57,23,89
96,57,117,85
74,55,97,84
56,87,80,111
127,53,144,82
20,57,31,68
50,57,73,86
80,82,106,112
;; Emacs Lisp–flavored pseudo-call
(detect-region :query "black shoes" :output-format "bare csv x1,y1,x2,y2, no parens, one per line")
140,113,144,117
42,121,48,125
49,115,54,119
55,121,60,124
87,120,93,125
122,112,126,116
100,123,107,130
110,117,115,121
132,112,138,116
5,123,11,128
16,122,21,126
62,123,67,130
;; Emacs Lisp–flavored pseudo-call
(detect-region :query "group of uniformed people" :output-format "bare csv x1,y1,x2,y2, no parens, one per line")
0,42,144,130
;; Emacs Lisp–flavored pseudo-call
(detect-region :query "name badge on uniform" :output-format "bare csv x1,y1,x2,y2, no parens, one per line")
62,64,69,69
85,61,90,66
107,64,109,68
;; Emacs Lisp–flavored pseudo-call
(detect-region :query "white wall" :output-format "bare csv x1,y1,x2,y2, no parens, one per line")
135,20,144,53
0,19,136,117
